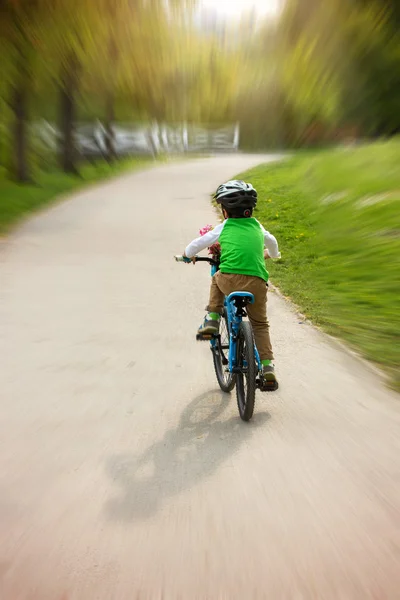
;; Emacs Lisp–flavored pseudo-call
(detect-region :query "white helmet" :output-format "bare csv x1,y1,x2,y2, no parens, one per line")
214,180,257,210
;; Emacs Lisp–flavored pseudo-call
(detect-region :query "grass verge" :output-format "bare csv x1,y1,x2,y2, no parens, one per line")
237,139,400,390
0,156,156,234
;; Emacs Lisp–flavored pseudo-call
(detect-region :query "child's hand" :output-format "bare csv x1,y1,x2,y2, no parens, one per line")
183,253,196,264
264,249,271,260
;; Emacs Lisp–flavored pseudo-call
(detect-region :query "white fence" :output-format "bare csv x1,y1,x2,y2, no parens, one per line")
31,121,240,157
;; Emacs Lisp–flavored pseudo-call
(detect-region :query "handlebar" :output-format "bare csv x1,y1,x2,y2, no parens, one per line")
174,255,218,266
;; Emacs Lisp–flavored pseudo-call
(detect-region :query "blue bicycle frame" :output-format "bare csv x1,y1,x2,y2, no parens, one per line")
210,263,262,375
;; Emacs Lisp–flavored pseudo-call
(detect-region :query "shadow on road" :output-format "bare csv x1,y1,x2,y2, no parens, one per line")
105,390,270,521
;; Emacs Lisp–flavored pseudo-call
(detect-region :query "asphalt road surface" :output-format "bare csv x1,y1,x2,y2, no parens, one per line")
1,155,399,599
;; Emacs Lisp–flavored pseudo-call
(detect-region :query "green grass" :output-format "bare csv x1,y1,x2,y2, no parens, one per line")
237,139,400,390
0,156,155,234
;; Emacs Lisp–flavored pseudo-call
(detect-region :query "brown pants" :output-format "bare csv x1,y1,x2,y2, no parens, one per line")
207,272,274,361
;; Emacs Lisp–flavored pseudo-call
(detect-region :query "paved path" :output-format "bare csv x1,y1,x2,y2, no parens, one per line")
1,155,399,599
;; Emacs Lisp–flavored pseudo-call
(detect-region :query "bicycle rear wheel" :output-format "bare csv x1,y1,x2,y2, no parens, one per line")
212,309,236,393
236,321,257,421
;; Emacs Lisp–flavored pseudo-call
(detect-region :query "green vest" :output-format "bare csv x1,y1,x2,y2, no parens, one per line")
219,218,269,282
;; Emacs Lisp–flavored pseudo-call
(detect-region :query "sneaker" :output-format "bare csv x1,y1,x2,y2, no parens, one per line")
197,317,220,337
262,364,277,383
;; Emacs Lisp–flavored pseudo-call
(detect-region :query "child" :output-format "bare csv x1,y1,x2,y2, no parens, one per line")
183,180,280,383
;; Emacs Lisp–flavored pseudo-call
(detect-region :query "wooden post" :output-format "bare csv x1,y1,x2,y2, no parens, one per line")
161,125,169,153
183,123,188,152
233,122,240,151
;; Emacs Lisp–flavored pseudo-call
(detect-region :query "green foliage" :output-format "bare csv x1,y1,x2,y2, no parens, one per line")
282,0,400,137
1,0,400,171
0,0,238,176
238,0,400,148
237,139,400,389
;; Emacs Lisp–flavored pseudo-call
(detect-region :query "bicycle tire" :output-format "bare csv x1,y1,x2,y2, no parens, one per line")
212,309,236,393
235,321,257,421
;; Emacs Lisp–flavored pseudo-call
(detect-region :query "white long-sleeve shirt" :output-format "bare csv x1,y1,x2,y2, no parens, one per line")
185,219,281,259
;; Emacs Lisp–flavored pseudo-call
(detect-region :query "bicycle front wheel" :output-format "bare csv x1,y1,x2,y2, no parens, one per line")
236,321,257,421
212,309,236,393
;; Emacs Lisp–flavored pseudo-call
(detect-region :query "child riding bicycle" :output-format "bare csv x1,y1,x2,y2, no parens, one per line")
183,180,281,384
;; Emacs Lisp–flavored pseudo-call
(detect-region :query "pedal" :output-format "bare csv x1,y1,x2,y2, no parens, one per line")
258,378,279,392
196,333,214,341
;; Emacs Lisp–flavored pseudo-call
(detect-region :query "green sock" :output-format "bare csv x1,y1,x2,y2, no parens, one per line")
208,312,220,321
261,359,272,366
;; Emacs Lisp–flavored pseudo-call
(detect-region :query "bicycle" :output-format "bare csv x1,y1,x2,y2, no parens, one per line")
175,255,278,422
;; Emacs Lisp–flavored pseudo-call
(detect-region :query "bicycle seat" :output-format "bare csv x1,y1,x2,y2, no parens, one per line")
226,291,255,307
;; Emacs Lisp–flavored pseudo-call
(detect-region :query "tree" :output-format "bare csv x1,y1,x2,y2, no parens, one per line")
35,0,98,174
277,0,400,139
0,0,42,181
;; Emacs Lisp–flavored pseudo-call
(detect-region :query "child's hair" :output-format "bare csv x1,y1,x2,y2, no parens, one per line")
223,206,253,219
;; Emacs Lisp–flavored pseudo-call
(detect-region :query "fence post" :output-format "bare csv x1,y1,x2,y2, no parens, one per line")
161,125,169,153
183,122,188,152
233,122,240,151
146,123,157,158
42,120,60,151
151,121,160,155
95,120,107,155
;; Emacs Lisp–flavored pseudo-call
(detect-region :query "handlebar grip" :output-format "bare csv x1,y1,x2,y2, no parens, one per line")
174,255,192,263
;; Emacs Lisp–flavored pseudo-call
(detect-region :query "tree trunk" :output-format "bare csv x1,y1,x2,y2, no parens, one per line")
7,13,32,183
104,91,116,163
104,22,118,164
59,54,79,175
10,79,31,183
